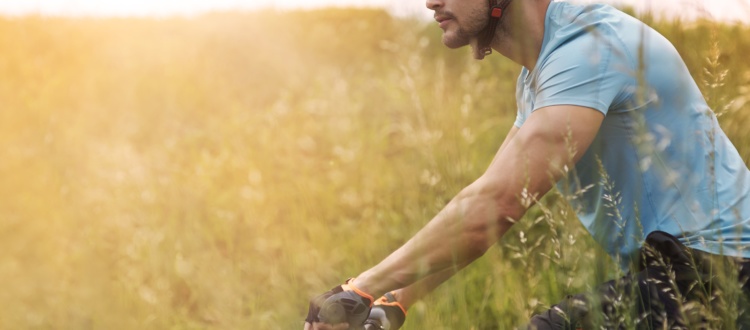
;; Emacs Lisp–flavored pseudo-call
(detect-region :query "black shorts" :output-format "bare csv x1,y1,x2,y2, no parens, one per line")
529,231,750,329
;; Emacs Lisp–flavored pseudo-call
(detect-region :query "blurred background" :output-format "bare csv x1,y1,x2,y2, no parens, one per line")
0,0,748,329
1,0,749,21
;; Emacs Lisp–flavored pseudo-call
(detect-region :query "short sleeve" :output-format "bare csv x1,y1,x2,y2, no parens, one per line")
513,71,529,128
531,29,633,115
513,112,525,128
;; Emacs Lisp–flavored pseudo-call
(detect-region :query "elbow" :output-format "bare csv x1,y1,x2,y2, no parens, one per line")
471,174,527,224
454,178,525,254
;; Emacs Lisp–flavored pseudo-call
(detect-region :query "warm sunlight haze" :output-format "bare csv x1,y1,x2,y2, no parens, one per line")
0,0,748,22
1,0,749,328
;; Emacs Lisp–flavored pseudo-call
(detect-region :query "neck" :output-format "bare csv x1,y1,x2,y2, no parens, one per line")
489,0,551,70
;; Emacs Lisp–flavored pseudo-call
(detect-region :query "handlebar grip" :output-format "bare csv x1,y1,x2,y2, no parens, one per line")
317,290,371,327
364,323,384,330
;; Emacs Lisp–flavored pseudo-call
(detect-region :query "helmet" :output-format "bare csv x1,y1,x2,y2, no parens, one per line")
476,0,512,59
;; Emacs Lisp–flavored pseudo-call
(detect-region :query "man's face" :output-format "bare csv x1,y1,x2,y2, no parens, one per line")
427,0,489,49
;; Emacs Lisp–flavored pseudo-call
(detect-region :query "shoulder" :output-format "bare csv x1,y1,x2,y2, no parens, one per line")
525,4,651,115
541,3,641,71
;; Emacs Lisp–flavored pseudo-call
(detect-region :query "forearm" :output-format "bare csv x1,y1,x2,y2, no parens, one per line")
352,181,520,298
390,260,471,309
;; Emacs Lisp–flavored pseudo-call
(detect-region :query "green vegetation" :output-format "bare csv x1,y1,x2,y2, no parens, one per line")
0,8,748,329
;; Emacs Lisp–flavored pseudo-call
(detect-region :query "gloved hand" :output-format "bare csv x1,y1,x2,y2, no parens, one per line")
363,292,407,330
305,279,374,330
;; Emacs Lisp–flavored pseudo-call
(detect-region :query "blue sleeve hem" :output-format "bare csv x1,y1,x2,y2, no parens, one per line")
532,98,609,116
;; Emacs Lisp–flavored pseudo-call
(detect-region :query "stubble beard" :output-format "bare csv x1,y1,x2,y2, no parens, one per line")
441,6,489,50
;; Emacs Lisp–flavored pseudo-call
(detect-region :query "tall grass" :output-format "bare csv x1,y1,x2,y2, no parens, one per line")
0,7,748,329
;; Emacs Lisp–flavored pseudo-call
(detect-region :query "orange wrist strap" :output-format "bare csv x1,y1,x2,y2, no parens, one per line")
375,291,408,316
342,278,375,307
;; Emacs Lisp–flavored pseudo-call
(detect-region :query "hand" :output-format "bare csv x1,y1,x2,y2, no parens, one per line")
363,292,407,330
304,279,374,330
303,321,350,330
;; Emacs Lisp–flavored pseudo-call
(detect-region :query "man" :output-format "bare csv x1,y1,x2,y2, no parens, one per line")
304,0,750,328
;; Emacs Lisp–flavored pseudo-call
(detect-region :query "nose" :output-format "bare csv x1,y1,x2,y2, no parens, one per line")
426,0,443,11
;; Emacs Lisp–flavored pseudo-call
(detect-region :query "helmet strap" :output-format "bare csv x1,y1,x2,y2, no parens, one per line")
476,0,512,59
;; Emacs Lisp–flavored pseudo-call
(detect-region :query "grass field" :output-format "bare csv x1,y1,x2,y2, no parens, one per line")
0,7,749,329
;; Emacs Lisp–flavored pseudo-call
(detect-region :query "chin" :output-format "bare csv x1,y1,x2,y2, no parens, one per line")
442,34,470,49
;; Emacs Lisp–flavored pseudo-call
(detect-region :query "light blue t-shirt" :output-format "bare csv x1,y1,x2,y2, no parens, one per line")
514,2,750,269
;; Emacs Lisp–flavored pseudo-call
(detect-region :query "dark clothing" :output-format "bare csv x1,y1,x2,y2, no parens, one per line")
529,231,750,329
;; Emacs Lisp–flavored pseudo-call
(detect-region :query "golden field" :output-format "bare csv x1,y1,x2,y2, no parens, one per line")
0,8,749,329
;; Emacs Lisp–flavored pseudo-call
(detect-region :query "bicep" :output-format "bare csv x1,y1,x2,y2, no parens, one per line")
477,105,604,220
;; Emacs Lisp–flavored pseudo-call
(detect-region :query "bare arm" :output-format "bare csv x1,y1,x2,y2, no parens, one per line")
387,125,520,308
353,105,604,298
489,125,520,168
